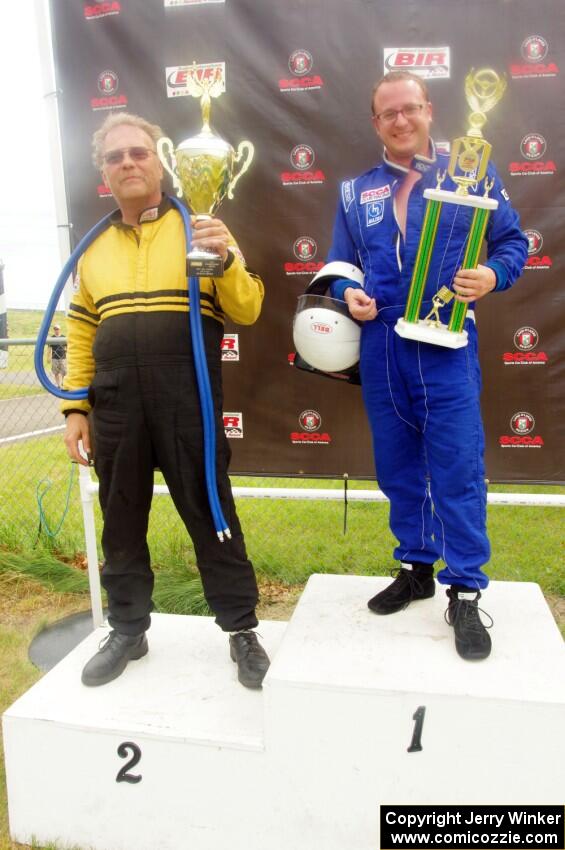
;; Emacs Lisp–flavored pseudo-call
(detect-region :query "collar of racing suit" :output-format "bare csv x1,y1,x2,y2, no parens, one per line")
109,193,172,229
382,139,438,177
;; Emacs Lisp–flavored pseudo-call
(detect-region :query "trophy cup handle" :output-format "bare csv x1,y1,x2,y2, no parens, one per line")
157,136,182,198
227,141,255,200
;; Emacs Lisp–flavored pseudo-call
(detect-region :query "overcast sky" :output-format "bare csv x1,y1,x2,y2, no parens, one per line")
0,1,61,310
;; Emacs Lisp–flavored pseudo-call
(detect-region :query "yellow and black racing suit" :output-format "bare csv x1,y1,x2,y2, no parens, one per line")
62,196,264,635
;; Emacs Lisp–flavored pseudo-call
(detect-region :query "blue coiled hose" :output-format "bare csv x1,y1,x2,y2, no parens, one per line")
35,196,231,541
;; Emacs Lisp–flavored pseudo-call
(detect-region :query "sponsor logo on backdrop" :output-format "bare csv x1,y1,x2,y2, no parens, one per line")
221,334,239,362
285,237,323,275
166,62,225,98
520,134,546,160
383,47,450,78
509,134,556,176
223,412,243,438
502,326,548,365
299,410,321,432
279,49,324,92
294,237,317,261
511,35,559,78
164,0,225,5
499,411,544,447
523,229,552,270
84,2,121,19
281,145,325,185
91,70,127,111
290,409,331,445
97,183,112,198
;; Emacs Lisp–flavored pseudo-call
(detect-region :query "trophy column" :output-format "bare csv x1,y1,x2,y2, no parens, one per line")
396,189,498,349
394,68,507,349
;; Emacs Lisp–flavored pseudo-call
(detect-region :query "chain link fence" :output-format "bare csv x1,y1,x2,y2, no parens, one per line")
0,337,389,588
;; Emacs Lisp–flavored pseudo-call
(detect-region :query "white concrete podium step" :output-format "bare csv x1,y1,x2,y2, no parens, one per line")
3,575,565,850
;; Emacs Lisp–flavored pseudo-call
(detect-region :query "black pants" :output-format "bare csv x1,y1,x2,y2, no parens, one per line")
90,350,259,636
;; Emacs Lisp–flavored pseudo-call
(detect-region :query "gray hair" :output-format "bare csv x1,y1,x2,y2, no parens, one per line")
92,112,164,168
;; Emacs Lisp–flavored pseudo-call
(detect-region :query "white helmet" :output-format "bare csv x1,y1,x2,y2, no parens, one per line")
293,262,364,373
293,295,361,371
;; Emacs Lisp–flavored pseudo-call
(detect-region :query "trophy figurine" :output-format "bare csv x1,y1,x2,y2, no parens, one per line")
158,66,254,277
395,68,507,348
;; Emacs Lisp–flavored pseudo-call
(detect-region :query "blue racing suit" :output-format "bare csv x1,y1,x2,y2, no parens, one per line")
328,145,528,590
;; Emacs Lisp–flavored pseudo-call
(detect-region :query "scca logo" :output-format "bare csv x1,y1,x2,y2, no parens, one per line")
280,50,323,91
511,412,535,435
291,145,314,170
299,409,321,432
524,229,543,254
521,35,548,62
520,134,546,160
499,412,544,446
98,71,118,94
91,70,127,110
502,327,548,365
511,35,559,77
383,47,450,78
285,237,324,275
514,327,539,351
293,237,317,261
289,50,313,76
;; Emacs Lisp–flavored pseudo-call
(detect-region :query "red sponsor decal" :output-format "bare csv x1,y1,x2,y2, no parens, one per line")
525,255,552,269
281,170,326,185
97,184,112,197
502,352,548,364
508,161,556,175
91,95,128,110
284,261,325,275
499,435,544,447
510,63,559,77
279,75,324,92
383,47,450,78
84,2,121,18
290,432,331,444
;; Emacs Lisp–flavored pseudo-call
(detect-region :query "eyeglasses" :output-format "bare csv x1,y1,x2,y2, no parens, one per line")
102,146,156,166
374,103,426,124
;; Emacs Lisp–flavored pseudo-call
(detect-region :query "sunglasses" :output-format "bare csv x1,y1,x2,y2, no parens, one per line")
102,146,155,166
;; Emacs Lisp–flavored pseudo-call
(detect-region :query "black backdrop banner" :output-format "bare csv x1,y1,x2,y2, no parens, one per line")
48,0,564,482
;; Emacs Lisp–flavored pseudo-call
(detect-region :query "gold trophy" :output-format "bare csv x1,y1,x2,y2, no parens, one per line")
395,68,507,348
158,66,254,276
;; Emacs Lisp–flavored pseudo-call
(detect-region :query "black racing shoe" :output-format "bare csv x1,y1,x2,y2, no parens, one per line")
229,630,270,690
81,630,148,687
445,587,493,661
368,563,435,615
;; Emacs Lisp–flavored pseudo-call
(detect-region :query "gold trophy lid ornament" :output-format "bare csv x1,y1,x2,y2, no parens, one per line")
448,68,507,196
158,64,254,275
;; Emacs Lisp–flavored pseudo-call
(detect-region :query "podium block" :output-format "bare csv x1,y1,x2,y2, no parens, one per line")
4,577,565,850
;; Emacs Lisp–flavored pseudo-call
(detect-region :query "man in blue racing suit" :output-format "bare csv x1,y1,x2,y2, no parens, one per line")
328,71,528,660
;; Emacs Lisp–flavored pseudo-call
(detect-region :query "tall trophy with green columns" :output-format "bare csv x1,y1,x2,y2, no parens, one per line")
395,69,507,348
157,66,254,277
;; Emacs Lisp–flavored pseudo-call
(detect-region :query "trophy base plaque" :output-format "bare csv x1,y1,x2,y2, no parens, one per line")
395,317,468,349
187,249,224,278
